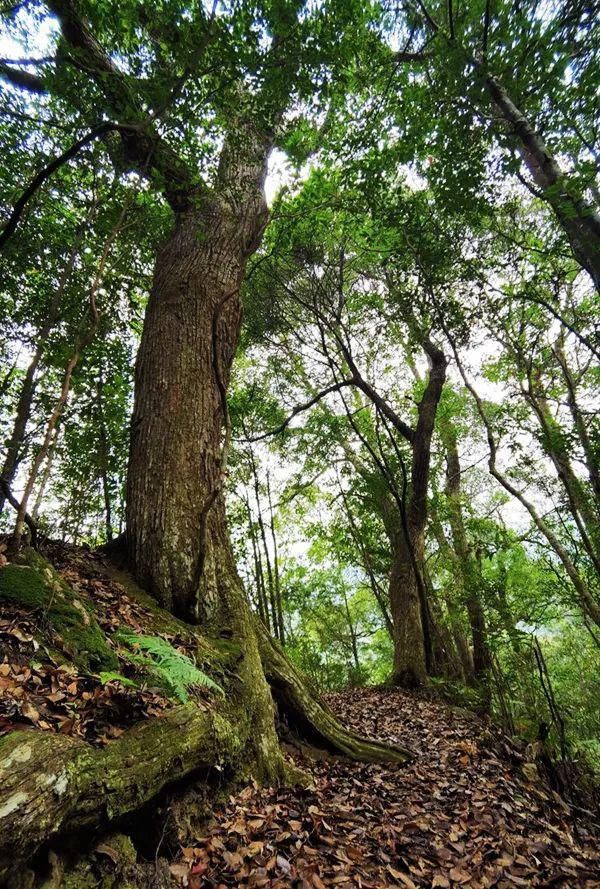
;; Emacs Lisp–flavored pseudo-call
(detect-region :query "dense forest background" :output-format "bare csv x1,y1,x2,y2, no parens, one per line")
1,0,599,807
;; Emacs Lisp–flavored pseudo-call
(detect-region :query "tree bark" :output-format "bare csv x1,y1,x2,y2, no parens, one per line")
0,707,241,883
126,129,269,622
443,429,492,710
388,338,447,687
485,75,600,292
387,523,428,687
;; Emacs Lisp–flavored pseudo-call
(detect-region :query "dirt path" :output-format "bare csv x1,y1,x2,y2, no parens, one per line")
171,688,599,888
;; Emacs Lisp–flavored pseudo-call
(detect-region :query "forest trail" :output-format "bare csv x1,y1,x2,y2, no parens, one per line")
170,688,600,889
1,546,598,888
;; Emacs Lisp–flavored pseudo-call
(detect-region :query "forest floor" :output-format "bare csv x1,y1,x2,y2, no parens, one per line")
1,544,599,888
166,688,600,889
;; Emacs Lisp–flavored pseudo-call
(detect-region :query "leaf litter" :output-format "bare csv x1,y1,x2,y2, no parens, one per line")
0,543,210,744
1,545,598,886
165,687,599,887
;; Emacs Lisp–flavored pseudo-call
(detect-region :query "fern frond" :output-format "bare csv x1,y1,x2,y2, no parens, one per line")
116,632,224,702
98,670,138,689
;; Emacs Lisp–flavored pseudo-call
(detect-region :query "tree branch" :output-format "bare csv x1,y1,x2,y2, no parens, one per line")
0,479,38,547
0,60,45,92
241,380,356,442
0,122,123,251
45,0,195,203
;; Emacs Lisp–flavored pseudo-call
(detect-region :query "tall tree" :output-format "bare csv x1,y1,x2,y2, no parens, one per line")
1,0,407,775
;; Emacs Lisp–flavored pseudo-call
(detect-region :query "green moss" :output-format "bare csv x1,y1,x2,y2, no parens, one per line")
0,555,117,673
0,563,47,608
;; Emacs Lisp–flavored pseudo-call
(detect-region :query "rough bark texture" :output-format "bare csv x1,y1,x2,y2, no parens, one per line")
387,523,428,687
0,707,240,883
123,145,409,786
385,339,447,688
122,132,300,783
126,133,269,622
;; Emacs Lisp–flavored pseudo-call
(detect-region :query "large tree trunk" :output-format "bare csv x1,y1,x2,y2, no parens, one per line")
126,191,265,622
123,134,298,782
124,139,409,785
388,526,428,687
126,203,285,767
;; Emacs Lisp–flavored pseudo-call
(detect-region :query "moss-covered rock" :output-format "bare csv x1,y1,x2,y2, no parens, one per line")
0,553,117,673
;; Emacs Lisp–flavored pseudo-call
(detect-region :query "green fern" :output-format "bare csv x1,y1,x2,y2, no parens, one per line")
116,632,224,702
99,670,138,689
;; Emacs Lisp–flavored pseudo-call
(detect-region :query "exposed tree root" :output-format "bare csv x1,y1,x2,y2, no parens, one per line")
259,628,414,764
0,705,240,883
0,550,412,883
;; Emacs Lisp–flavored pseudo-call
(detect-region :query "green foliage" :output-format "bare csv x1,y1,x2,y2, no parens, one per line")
98,671,138,689
0,0,598,791
116,632,224,702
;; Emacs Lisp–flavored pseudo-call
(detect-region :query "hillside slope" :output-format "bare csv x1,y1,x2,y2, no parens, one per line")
0,544,597,887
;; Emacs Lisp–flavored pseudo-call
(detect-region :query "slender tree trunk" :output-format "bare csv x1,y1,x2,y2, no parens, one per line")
31,426,60,521
422,563,462,680
13,350,83,542
453,625,475,680
450,338,600,627
266,473,285,645
252,459,280,641
390,339,446,686
0,346,43,516
0,207,91,515
95,377,113,542
444,431,492,710
554,339,600,509
525,372,600,573
388,524,428,687
341,584,361,676
245,492,271,631
12,206,122,541
338,479,394,635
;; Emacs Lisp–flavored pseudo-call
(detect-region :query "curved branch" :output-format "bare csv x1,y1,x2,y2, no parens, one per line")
0,60,45,92
0,479,38,547
241,380,355,442
0,122,120,251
